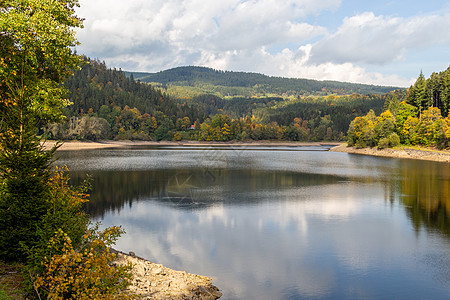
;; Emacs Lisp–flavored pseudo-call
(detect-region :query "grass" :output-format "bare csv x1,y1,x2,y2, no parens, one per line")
0,261,26,300
0,290,10,300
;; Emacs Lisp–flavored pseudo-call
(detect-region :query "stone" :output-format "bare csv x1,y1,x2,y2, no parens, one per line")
134,263,146,277
113,251,222,299
178,282,190,291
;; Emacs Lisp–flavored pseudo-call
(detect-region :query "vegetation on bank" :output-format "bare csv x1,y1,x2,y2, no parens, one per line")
0,1,133,298
348,67,450,149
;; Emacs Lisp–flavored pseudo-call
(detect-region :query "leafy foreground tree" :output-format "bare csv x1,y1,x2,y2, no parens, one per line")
0,1,133,298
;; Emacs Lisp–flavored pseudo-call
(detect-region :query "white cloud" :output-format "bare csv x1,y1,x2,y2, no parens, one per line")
74,1,446,86
76,0,336,67
194,44,415,87
309,12,450,65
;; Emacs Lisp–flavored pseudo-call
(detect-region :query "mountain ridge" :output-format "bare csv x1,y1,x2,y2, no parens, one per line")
126,66,401,96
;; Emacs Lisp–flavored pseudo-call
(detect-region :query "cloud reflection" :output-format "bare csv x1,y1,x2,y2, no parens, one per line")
59,148,450,299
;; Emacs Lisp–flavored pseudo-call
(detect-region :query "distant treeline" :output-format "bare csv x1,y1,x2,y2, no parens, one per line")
130,66,398,96
348,66,450,149
47,58,403,142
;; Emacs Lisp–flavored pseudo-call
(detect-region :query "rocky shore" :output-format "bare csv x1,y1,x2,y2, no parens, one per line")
330,143,450,163
113,250,222,300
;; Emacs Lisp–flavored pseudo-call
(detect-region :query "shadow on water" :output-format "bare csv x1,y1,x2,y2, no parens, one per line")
61,148,450,239
69,168,350,217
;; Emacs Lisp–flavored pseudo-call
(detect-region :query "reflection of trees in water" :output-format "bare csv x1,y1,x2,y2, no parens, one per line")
70,170,172,218
70,158,450,238
69,169,348,218
397,161,450,237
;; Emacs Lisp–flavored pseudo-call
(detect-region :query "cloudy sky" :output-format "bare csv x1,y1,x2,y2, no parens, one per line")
75,0,450,87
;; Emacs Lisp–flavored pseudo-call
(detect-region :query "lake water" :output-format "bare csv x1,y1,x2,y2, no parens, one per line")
57,145,450,299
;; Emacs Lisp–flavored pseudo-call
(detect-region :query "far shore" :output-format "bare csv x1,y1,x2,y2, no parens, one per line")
42,140,450,163
42,140,341,151
330,143,450,163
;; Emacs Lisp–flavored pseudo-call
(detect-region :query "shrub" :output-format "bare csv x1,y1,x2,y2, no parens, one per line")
388,132,400,147
31,225,134,299
19,167,135,299
25,167,91,269
377,133,400,149
377,138,390,149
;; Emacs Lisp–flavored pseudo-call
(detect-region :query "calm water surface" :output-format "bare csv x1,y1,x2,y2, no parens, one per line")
57,146,450,299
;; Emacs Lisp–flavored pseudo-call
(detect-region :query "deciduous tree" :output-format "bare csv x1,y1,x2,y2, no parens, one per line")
0,0,83,261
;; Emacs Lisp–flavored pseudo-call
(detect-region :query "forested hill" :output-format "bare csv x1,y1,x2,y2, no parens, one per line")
63,58,205,120
128,66,399,95
53,57,404,142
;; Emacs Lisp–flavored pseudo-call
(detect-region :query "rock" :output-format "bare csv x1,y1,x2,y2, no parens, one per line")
212,291,224,298
113,251,222,299
134,263,146,277
152,268,166,275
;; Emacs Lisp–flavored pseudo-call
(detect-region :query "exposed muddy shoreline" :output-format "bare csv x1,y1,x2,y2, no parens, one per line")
330,143,450,163
43,140,340,151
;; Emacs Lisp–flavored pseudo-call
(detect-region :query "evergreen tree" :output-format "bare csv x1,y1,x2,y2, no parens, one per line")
0,0,84,261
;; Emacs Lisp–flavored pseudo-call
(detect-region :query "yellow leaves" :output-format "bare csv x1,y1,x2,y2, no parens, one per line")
48,165,90,211
33,226,134,299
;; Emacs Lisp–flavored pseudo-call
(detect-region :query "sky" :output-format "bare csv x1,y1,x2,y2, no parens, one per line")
75,0,450,87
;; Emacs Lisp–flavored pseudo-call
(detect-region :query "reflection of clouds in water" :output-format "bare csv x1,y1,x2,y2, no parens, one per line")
76,147,450,299
101,182,391,298
99,178,450,299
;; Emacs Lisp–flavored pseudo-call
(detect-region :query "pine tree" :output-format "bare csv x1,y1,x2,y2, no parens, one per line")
0,0,83,261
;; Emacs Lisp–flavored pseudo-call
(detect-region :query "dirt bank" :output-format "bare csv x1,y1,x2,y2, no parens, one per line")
114,250,222,299
330,143,450,163
42,140,340,151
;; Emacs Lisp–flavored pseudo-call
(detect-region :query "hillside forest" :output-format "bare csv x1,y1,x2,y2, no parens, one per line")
47,57,405,142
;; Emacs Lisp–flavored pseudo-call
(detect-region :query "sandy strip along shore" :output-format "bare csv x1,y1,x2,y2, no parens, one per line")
330,143,450,163
42,140,340,151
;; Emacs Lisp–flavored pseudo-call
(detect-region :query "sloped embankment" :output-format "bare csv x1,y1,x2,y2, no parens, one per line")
114,250,222,299
330,144,450,162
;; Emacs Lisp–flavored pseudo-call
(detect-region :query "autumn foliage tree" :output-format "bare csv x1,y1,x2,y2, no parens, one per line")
348,68,450,149
0,0,84,261
0,1,133,298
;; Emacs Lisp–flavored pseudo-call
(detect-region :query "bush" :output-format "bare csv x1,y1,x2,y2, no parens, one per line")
31,225,134,299
388,132,400,147
377,133,400,149
17,167,135,299
24,167,90,267
377,137,390,149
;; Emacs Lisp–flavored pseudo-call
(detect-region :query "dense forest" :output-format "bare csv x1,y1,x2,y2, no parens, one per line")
128,66,398,96
47,58,405,142
348,67,450,149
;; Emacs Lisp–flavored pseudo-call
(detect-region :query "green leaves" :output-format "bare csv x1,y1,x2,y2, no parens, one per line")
0,0,82,125
347,106,450,149
0,0,83,261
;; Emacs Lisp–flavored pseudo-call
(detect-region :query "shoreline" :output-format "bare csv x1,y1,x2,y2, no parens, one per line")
43,140,450,162
43,140,341,151
114,250,222,299
330,143,450,163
